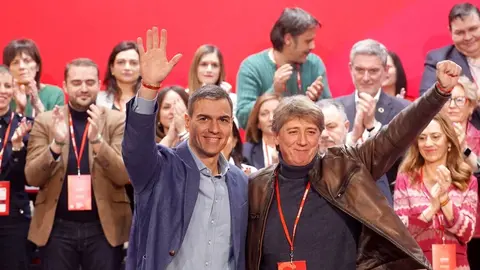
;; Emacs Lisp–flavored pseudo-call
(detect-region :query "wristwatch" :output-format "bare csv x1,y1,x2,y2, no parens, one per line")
464,147,472,158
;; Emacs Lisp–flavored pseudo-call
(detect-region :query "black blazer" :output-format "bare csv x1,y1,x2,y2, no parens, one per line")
243,142,265,170
0,112,32,224
419,45,480,129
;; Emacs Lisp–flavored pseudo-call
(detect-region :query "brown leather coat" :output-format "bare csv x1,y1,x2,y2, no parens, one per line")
247,85,450,270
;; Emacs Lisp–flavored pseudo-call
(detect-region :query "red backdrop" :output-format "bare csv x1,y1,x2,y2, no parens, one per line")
0,0,464,99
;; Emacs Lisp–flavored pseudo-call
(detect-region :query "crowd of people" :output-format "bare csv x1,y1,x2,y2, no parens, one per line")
0,2,479,270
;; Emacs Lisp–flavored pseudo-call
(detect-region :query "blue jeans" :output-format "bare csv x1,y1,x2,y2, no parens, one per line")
40,219,123,270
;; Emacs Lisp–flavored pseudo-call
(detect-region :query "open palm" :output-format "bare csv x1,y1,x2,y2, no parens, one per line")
137,27,182,86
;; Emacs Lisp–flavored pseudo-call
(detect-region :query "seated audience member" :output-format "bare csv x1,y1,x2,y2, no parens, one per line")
97,41,141,111
336,39,409,188
236,7,331,128
154,85,189,144
3,39,64,117
187,45,237,116
382,51,408,99
243,93,281,169
420,3,480,128
440,76,480,268
394,113,478,269
222,121,257,175
25,58,131,270
0,66,33,270
123,27,247,270
317,99,393,204
247,57,463,269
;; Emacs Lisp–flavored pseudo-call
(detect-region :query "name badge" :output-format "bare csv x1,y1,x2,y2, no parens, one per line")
68,175,92,211
0,181,9,216
277,261,307,270
432,244,456,270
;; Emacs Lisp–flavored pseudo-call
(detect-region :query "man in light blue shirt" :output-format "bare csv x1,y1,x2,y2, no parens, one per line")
123,27,248,270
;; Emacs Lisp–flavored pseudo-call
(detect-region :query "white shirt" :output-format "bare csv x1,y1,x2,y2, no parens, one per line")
467,57,480,87
262,139,277,167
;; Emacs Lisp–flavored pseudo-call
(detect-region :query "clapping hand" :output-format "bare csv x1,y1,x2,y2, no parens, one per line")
137,27,182,87
306,76,323,101
273,64,293,94
51,105,68,144
87,104,106,141
11,117,32,149
357,92,377,130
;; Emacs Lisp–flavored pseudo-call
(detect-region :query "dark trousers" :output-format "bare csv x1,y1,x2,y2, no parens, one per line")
40,219,123,270
468,238,480,269
0,217,30,270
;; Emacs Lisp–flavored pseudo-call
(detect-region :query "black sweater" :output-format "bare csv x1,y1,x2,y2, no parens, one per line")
260,156,361,270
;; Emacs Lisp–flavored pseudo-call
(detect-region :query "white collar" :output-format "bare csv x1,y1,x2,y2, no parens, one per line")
354,89,381,103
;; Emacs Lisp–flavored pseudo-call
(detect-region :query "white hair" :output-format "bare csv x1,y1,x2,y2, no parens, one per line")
316,99,348,122
349,39,388,66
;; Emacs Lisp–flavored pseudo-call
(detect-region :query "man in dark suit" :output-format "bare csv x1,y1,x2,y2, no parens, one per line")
420,3,480,126
336,39,409,203
123,27,248,270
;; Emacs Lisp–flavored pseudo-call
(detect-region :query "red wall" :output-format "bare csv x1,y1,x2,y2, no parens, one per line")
0,0,464,99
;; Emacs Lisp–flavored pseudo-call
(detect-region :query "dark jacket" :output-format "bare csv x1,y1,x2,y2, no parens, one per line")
419,45,480,130
123,101,248,270
247,85,450,270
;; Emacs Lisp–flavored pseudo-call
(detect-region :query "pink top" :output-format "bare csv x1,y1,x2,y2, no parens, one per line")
466,123,480,238
394,173,478,269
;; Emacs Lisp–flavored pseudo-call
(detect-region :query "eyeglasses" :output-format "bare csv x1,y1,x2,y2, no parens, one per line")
446,96,468,107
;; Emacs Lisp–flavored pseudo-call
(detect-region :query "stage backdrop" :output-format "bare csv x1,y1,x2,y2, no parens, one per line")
1,0,464,99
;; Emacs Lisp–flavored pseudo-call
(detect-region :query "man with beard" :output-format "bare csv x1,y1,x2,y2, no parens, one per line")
317,98,393,204
235,7,331,129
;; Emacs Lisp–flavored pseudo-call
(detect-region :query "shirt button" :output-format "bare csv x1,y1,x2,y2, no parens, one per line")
208,240,211,245
205,262,209,266
211,219,214,224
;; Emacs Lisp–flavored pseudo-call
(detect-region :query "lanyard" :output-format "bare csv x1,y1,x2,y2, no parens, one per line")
275,172,311,262
276,64,302,95
0,112,15,171
68,112,89,175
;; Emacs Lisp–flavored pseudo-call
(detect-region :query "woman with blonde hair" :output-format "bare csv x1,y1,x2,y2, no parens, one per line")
394,113,478,269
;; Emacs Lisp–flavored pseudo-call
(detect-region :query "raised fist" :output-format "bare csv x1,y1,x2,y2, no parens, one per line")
436,60,462,92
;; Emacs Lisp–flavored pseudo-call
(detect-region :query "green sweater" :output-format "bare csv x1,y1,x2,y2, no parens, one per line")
235,49,331,128
10,84,65,117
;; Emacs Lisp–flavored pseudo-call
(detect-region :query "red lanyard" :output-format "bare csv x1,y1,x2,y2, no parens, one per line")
276,64,302,94
0,112,15,171
68,112,90,175
275,172,311,262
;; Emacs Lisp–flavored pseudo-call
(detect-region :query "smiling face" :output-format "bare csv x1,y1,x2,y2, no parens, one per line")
275,117,321,166
185,98,233,159
418,120,450,165
0,71,14,112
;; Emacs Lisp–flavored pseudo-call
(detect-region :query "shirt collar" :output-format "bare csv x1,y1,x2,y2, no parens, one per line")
354,89,381,103
187,140,230,176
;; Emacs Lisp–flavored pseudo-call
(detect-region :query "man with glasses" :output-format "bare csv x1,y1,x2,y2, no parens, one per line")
336,39,410,200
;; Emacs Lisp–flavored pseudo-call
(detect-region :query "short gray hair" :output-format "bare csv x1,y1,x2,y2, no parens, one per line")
349,39,388,66
272,95,324,133
316,99,348,122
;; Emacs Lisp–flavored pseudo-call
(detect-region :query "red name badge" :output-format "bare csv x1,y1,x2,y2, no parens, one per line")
432,244,456,270
278,261,307,270
0,181,9,216
68,175,92,211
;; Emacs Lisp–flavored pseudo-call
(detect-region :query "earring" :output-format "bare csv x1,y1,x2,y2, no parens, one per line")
448,146,451,152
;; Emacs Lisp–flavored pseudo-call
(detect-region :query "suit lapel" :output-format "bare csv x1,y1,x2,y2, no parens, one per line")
251,143,264,168
61,106,70,175
344,94,356,131
176,141,201,234
226,171,241,265
451,48,473,80
375,92,393,125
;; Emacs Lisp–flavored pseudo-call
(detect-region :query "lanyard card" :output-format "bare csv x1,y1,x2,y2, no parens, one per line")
0,181,9,216
278,261,307,270
68,175,92,211
432,244,456,270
